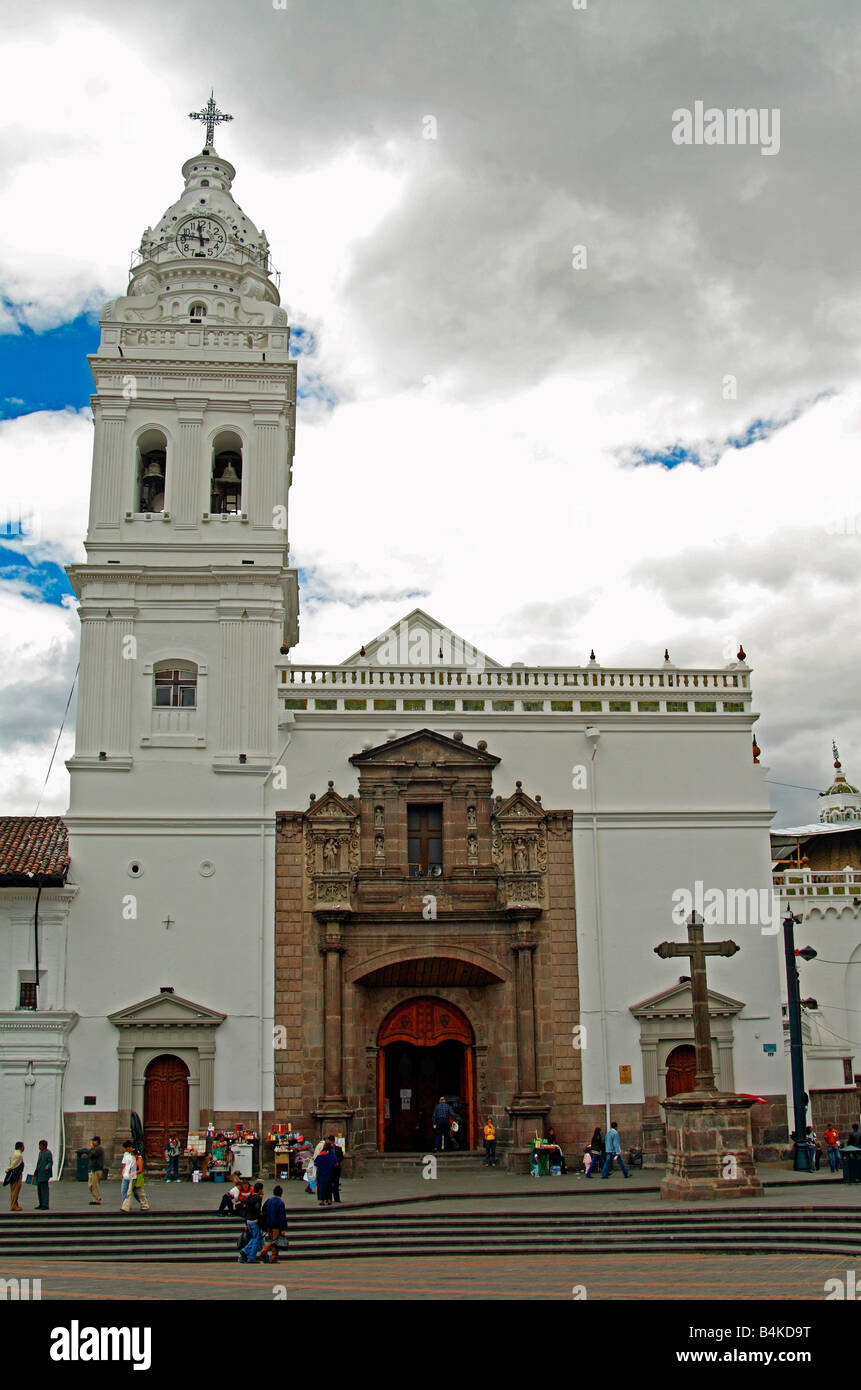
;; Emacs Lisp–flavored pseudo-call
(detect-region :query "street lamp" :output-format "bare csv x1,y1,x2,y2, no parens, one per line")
783,910,818,1171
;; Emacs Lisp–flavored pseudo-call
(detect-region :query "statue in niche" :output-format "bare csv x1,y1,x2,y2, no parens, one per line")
322,838,339,872
466,805,477,828
374,834,385,859
513,838,528,873
374,805,385,828
467,833,478,861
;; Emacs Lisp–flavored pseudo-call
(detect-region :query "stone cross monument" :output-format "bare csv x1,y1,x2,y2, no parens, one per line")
655,912,763,1200
655,912,739,1093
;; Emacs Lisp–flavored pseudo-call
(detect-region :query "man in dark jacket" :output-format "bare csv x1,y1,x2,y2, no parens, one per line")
432,1096,454,1152
88,1136,104,1205
260,1185,288,1263
34,1140,53,1210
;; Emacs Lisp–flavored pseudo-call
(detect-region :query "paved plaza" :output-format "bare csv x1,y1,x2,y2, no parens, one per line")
0,1252,853,1301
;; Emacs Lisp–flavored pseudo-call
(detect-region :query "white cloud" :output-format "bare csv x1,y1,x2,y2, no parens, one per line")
3,0,861,828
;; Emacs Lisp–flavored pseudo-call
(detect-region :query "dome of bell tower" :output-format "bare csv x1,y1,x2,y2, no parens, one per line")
126,94,277,308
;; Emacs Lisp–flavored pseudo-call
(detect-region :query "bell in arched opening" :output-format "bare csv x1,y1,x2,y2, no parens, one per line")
139,449,166,512
211,451,243,514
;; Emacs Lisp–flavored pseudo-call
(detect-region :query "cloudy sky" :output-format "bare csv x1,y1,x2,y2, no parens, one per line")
1,0,859,823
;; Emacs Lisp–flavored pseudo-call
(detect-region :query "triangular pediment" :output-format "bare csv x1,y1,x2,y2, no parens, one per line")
493,784,545,821
349,728,499,768
341,608,501,670
109,991,227,1030
306,782,358,820
630,982,744,1020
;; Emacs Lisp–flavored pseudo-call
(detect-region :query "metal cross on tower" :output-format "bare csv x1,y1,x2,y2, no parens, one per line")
189,92,233,149
655,911,739,1093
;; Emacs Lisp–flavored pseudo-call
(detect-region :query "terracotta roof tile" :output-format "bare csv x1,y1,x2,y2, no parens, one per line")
0,817,69,881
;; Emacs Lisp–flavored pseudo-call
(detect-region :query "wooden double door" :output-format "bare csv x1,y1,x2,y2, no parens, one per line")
143,1054,189,1160
377,997,476,1151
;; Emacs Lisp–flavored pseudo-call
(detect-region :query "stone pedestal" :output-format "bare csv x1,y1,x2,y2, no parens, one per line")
661,1091,763,1200
505,1100,550,1170
642,1115,667,1166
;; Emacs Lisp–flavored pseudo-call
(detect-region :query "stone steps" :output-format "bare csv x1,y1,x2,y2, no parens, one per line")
0,1205,858,1261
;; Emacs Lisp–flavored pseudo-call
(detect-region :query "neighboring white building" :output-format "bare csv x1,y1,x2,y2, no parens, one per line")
0,819,77,1173
772,746,861,1123
2,107,792,1170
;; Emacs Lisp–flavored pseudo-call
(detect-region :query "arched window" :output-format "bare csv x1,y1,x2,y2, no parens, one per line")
189,301,207,321
136,429,168,513
210,431,243,515
153,661,198,709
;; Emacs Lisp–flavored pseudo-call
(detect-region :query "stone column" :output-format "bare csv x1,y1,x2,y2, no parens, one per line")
319,921,346,1102
313,920,354,1147
511,922,538,1096
506,914,549,1160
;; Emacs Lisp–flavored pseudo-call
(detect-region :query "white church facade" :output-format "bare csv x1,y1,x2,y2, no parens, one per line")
0,105,796,1172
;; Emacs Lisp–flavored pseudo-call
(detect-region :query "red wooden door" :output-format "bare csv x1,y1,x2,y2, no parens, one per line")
665,1044,697,1098
144,1055,189,1160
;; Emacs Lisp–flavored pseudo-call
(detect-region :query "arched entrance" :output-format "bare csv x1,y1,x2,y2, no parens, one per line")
665,1044,697,1098
143,1054,189,1160
377,998,476,1152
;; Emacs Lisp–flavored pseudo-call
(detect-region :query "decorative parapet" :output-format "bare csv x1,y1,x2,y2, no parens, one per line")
773,867,861,900
278,662,752,717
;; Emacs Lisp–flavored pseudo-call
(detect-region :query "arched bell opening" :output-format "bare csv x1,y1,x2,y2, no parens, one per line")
211,430,243,515
136,428,168,513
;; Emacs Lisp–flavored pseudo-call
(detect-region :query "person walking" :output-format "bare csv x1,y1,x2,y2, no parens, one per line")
432,1096,454,1152
87,1136,104,1205
600,1121,630,1179
131,1149,150,1210
34,1140,53,1210
4,1142,25,1211
238,1182,265,1262
585,1126,603,1178
314,1141,339,1206
260,1185,289,1263
120,1142,150,1211
483,1118,498,1167
327,1135,345,1204
164,1135,181,1183
824,1122,841,1173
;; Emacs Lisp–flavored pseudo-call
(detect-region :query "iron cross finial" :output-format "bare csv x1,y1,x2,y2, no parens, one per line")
189,92,233,149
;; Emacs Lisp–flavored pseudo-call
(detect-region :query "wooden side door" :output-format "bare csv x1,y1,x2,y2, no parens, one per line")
143,1055,189,1160
665,1044,697,1098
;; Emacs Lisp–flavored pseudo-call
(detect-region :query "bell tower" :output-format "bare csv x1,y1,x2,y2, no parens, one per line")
67,96,298,788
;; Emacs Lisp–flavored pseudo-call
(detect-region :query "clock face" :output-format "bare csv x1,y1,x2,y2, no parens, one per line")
176,216,227,259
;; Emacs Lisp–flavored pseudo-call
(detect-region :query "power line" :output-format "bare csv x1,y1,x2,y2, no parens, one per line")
34,664,79,816
765,780,823,792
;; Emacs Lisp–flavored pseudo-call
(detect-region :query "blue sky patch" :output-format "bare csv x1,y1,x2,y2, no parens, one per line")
0,548,74,607
0,313,101,419
626,397,830,471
